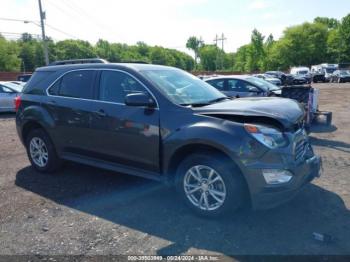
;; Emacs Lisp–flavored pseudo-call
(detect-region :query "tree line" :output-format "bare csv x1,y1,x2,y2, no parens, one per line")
0,13,349,73
0,35,195,72
187,14,350,72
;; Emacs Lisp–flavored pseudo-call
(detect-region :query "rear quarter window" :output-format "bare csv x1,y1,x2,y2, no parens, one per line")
23,71,54,94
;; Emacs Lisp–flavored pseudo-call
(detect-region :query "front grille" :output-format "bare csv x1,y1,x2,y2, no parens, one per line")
295,139,308,161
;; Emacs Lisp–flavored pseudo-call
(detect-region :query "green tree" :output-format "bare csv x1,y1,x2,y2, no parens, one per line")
55,40,96,60
199,45,219,71
338,14,350,61
186,36,202,65
314,17,340,29
0,36,21,71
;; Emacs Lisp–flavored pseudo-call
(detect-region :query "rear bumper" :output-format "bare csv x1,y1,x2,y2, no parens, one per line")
243,153,321,210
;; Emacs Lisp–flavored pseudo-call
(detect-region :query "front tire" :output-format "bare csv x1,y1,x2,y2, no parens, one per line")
26,129,62,173
175,153,246,217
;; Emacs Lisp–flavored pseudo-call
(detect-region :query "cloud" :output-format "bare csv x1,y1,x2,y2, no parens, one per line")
249,0,269,10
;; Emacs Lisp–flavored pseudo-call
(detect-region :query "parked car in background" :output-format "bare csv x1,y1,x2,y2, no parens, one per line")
290,67,312,84
0,82,24,112
16,60,321,217
265,71,287,85
321,64,338,82
310,65,326,83
330,70,350,83
283,74,308,86
16,74,32,83
205,75,281,98
253,74,282,86
10,81,26,86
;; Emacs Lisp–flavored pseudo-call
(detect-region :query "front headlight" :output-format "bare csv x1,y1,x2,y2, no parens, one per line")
244,124,288,149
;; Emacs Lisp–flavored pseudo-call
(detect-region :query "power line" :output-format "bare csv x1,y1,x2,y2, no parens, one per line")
0,17,39,23
60,0,108,30
45,23,76,39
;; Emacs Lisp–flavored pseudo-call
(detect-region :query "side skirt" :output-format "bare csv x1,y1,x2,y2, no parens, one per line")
62,152,166,182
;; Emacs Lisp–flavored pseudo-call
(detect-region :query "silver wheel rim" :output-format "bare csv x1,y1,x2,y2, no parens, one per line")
29,137,49,168
184,165,227,211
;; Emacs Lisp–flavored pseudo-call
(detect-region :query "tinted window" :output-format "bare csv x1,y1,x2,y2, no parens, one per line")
23,71,52,93
48,80,60,95
99,71,146,103
59,71,95,99
207,79,225,91
228,79,250,92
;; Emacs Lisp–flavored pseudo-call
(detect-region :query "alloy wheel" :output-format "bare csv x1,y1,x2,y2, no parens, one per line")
29,137,49,168
183,165,227,211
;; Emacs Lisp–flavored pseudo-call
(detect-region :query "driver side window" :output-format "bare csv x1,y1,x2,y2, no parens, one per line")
99,71,148,104
228,79,258,93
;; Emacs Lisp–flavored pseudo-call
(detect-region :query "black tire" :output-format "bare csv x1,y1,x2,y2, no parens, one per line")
25,128,62,173
175,153,246,217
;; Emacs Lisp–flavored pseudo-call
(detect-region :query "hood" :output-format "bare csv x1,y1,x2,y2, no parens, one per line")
193,97,304,128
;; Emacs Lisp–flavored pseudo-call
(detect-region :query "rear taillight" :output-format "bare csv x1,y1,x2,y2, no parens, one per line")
14,96,21,112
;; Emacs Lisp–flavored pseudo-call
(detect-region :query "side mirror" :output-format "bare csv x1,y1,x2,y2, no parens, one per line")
247,86,260,93
125,93,156,108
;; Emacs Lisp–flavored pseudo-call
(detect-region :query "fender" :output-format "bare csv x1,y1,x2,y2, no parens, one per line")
17,104,56,143
162,120,262,176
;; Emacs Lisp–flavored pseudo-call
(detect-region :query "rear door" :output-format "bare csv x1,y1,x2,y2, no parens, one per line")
0,85,17,111
45,70,98,154
88,70,160,172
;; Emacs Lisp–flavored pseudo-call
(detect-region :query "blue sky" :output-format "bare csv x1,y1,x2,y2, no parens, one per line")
1,0,350,54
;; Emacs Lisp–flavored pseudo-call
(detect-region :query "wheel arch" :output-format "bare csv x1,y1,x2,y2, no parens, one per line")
166,143,245,183
166,143,252,206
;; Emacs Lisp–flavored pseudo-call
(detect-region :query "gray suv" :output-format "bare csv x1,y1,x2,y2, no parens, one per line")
16,60,321,217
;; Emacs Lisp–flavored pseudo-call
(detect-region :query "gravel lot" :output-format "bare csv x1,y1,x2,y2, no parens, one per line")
0,83,349,256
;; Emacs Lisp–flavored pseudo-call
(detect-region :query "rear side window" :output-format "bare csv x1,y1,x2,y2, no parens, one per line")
228,80,251,92
207,79,225,91
99,71,146,103
50,70,95,99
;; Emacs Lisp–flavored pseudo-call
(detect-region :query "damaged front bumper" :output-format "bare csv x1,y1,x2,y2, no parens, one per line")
239,132,322,210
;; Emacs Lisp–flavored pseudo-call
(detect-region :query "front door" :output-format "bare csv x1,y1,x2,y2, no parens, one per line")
89,70,160,172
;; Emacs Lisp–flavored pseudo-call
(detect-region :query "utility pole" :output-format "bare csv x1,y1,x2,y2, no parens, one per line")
213,34,219,47
218,33,227,70
38,0,49,65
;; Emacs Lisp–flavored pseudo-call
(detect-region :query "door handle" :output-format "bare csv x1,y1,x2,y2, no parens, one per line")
94,109,107,117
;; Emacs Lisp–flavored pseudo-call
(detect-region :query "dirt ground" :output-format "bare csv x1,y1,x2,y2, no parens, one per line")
0,83,349,257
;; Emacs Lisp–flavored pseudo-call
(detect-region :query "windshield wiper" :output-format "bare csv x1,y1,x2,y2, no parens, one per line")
180,103,210,107
180,97,231,107
207,97,231,104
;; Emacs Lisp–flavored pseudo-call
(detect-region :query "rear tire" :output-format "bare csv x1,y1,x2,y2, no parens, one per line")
25,129,62,173
175,153,246,217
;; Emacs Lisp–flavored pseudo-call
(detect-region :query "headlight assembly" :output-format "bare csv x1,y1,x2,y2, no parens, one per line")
244,124,288,149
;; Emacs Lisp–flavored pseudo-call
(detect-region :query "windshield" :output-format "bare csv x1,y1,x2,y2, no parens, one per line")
325,68,336,74
245,76,280,91
140,69,227,106
0,82,24,92
297,70,309,75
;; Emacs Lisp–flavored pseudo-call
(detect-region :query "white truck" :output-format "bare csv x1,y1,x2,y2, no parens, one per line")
290,67,312,84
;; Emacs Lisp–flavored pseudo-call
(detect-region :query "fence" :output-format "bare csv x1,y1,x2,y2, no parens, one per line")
0,72,29,81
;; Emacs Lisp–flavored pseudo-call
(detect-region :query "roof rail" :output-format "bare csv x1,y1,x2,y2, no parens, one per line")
49,58,109,66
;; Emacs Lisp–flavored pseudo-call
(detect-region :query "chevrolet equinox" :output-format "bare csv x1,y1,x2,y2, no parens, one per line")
15,62,321,217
